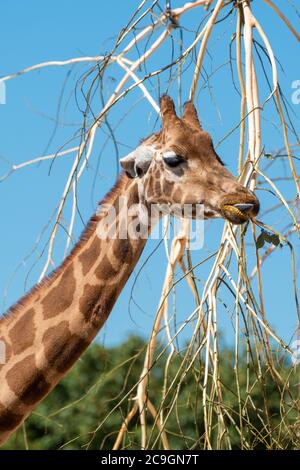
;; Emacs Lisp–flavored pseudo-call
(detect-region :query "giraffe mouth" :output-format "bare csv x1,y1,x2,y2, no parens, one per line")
221,202,259,224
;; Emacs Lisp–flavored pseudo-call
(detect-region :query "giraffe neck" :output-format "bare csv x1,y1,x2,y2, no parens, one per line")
0,173,150,445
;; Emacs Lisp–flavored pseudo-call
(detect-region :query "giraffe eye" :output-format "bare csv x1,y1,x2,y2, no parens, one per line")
163,155,185,168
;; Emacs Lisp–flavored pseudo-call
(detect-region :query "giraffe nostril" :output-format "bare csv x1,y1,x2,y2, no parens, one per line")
134,159,151,178
135,165,144,178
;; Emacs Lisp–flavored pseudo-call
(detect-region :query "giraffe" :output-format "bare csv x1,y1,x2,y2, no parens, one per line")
0,95,259,445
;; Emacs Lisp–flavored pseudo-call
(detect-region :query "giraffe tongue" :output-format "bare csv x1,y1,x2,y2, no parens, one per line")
233,203,254,213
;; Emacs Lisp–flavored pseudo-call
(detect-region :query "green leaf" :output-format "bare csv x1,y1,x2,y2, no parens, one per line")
264,152,274,160
269,233,280,246
256,231,266,249
256,230,282,250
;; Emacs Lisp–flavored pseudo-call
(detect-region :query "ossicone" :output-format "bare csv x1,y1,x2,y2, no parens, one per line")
160,94,178,128
183,100,202,128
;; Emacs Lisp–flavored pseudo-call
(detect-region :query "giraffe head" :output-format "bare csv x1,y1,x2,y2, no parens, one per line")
120,95,259,224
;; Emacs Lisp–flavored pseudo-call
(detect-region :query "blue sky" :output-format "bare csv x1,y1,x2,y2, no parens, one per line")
0,0,299,350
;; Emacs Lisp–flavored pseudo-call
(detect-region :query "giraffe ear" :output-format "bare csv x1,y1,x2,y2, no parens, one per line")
120,146,154,178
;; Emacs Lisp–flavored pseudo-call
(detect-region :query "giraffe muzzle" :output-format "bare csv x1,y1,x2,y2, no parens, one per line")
221,200,259,224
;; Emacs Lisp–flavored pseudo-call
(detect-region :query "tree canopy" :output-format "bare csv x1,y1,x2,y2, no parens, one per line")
3,336,298,450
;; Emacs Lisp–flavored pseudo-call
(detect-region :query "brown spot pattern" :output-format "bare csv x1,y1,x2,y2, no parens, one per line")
0,403,23,432
42,321,89,373
113,238,132,263
96,290,119,328
164,181,173,197
79,284,102,323
172,188,183,202
154,180,161,193
9,308,36,355
95,255,118,280
42,265,76,319
78,236,101,275
6,355,50,405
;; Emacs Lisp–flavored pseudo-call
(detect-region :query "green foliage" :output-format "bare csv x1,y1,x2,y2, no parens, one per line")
256,230,283,249
2,337,298,450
